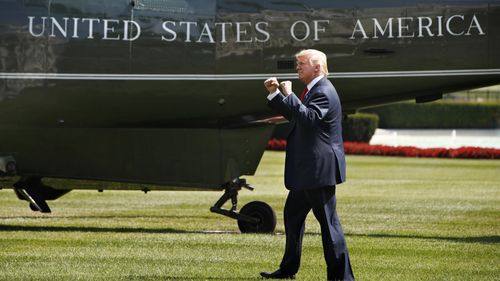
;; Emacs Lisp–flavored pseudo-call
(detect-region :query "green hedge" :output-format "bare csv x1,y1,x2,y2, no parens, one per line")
271,113,379,143
342,113,379,142
361,101,500,129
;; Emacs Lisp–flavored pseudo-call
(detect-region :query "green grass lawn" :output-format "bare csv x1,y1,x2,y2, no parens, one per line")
0,152,499,280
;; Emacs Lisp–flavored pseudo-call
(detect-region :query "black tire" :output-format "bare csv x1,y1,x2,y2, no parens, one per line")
29,203,38,212
238,201,276,233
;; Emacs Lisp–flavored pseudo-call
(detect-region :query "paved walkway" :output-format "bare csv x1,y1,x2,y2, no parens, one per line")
369,129,500,149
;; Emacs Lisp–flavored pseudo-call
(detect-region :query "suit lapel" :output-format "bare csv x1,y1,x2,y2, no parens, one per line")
303,77,325,104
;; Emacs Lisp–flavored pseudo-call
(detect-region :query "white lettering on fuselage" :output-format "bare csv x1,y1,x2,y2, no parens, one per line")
350,14,485,39
28,16,141,41
161,21,270,43
27,14,485,43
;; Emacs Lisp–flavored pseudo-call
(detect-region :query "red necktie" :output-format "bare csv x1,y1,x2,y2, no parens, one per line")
299,87,308,101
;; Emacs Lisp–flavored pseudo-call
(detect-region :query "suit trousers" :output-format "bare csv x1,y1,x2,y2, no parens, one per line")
279,186,354,281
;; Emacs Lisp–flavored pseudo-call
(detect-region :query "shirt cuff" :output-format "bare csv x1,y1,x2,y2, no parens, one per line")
267,89,281,101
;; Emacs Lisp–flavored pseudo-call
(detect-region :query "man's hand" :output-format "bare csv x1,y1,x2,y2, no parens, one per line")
280,81,292,96
264,77,279,93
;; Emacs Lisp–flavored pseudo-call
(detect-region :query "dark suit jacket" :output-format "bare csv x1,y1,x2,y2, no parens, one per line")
268,77,346,190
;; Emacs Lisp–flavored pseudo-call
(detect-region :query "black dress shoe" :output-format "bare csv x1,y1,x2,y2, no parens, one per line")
260,269,296,279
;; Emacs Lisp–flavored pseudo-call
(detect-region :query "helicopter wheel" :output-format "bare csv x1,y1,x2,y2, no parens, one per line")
29,203,38,211
238,201,276,233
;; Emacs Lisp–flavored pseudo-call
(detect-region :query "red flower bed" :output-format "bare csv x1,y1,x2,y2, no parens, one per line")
267,138,288,151
266,138,500,159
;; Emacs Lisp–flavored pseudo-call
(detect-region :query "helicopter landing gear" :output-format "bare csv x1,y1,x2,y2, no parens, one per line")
210,178,276,233
13,177,71,213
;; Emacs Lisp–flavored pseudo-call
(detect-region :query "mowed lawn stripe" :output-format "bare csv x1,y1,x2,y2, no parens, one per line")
1,153,499,280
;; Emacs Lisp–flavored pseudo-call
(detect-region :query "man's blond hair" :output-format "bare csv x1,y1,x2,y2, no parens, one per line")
295,49,329,76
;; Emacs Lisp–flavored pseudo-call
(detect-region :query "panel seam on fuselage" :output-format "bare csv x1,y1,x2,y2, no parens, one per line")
1,69,499,80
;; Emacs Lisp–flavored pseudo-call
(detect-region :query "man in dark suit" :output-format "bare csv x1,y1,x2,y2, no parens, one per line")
261,49,354,281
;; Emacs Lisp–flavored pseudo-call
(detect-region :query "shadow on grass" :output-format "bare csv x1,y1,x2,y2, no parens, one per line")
1,224,498,244
124,275,259,280
0,224,239,235
347,232,500,245
140,277,260,280
0,215,215,220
